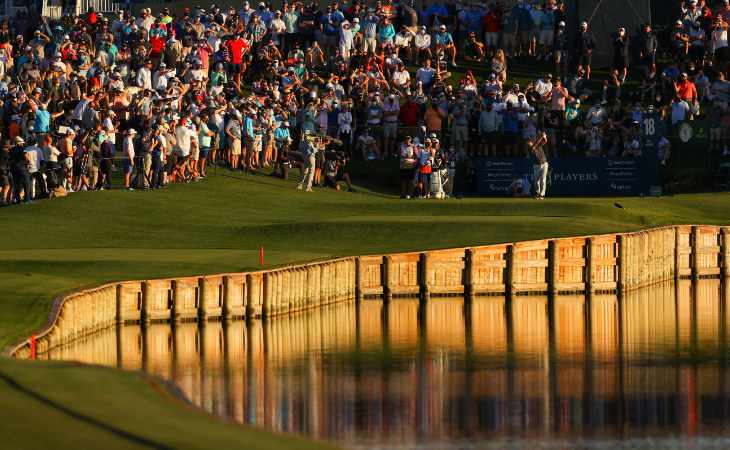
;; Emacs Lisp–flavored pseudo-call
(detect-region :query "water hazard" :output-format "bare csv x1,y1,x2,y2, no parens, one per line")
46,280,730,449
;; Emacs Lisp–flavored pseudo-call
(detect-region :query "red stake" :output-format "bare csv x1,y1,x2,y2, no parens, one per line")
259,246,265,267
30,335,36,360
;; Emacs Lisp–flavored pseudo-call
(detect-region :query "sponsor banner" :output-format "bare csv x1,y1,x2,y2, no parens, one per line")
473,156,660,196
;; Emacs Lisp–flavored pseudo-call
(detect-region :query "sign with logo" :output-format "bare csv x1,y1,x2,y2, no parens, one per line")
473,156,660,196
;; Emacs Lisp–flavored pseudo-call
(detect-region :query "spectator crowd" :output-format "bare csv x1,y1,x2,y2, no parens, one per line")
1,0,729,204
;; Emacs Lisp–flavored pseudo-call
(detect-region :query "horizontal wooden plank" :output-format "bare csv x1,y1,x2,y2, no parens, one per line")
557,258,586,266
513,260,549,268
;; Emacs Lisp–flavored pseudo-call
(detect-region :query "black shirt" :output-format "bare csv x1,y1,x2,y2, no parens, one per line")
9,145,28,172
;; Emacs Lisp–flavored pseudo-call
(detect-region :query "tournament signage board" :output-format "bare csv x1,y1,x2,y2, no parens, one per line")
473,157,660,196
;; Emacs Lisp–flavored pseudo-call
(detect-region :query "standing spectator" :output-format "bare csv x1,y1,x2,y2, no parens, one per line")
122,128,136,190
638,23,658,76
612,27,630,82
575,21,596,80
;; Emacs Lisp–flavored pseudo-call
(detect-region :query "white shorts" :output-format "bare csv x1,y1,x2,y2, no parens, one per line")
539,30,554,46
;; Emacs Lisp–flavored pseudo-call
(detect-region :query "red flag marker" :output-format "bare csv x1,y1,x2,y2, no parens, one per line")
30,335,36,360
259,246,265,267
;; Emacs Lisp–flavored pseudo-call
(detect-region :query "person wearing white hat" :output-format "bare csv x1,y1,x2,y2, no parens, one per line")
575,21,596,79
122,128,137,190
434,24,457,67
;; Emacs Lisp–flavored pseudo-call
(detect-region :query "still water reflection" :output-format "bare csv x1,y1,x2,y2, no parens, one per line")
48,280,730,449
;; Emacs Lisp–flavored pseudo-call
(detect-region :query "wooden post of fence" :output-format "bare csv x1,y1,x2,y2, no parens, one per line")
586,237,595,294
383,256,393,301
691,226,701,280
263,272,273,318
355,257,363,300
617,234,627,293
722,227,730,279
548,240,559,296
141,281,151,323
420,252,431,302
674,226,681,281
197,278,207,321
465,249,475,300
506,244,515,298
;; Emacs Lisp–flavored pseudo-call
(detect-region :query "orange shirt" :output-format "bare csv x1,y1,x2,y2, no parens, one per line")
676,80,697,102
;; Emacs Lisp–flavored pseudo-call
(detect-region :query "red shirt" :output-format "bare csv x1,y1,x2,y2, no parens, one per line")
482,12,501,33
149,36,166,56
399,101,420,127
226,38,246,64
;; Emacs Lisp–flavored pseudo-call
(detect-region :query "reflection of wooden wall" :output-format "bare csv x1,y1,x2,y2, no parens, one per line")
471,297,507,357
554,295,585,363
512,297,549,361
388,300,419,349
426,299,465,352
622,282,677,362
695,279,721,352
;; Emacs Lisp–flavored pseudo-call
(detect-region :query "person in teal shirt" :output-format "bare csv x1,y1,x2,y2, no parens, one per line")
378,18,395,48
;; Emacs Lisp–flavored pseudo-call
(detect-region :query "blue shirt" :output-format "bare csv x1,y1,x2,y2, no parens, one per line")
34,109,51,133
434,31,453,46
244,117,254,138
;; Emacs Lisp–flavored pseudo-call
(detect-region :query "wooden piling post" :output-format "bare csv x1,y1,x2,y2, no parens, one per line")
383,255,393,301
617,234,628,293
465,249,475,299
420,252,431,301
506,244,515,298
722,227,730,279
586,237,595,294
691,226,701,280
548,240,559,295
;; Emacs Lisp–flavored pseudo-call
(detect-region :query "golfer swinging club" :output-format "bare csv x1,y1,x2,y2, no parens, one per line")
528,130,549,200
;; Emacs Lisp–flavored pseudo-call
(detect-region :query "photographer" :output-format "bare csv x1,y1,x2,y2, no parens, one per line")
323,152,354,192
9,136,31,204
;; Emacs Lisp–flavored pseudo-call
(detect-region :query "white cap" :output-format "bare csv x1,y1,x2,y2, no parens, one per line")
558,21,566,27
126,128,137,135
581,21,588,27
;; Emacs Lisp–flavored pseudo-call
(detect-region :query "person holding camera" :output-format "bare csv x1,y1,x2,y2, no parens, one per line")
9,136,31,204
528,130,549,200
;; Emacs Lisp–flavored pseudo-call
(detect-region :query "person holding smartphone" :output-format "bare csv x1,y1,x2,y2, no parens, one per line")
528,130,549,200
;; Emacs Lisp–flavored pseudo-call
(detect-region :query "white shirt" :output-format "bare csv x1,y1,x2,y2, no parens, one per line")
123,136,135,160
712,27,728,50
175,126,197,156
25,146,44,173
338,111,352,133
392,69,410,88
415,32,431,49
136,66,152,90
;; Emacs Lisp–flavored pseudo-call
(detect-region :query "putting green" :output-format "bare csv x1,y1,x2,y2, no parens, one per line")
1,170,729,449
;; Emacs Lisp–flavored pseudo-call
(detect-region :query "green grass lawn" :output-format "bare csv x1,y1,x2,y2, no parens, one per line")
1,169,729,449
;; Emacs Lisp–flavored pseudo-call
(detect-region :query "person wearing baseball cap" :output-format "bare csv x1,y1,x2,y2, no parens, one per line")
9,136,31,204
575,20,596,79
434,24,457,67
